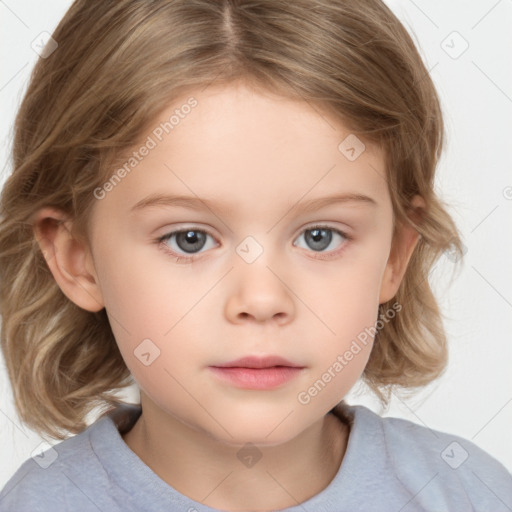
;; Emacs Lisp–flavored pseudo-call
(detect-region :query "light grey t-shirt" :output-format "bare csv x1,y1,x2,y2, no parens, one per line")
1,403,511,511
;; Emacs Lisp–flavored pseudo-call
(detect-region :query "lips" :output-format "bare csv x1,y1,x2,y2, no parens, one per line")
209,355,305,390
213,355,303,369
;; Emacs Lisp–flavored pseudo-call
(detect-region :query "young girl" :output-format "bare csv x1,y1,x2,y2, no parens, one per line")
0,0,511,510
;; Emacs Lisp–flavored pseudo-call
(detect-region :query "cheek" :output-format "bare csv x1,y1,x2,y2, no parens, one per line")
92,241,213,390
93,238,188,332
304,248,388,336
300,242,389,376
293,267,384,417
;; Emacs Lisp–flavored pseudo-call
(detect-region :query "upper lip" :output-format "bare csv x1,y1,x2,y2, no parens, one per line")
212,356,303,369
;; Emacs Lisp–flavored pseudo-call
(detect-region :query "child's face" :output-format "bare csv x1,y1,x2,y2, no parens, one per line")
63,82,415,445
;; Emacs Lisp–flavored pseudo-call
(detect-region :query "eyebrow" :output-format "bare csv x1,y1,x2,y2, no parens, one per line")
129,192,378,215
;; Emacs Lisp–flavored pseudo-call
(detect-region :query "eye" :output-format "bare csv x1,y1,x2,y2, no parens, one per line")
158,228,217,259
293,225,349,255
156,224,350,263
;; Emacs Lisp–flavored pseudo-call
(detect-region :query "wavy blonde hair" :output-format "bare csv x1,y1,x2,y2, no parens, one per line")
0,0,463,439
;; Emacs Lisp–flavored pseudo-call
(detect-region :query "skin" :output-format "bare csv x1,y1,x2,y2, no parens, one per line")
34,81,421,511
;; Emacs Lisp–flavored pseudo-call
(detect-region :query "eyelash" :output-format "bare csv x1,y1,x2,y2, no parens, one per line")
156,224,352,264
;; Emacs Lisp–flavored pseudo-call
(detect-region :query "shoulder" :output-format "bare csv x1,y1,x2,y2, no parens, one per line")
0,408,132,512
343,404,512,510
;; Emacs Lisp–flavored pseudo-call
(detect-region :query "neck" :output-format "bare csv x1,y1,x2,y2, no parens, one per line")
122,399,349,511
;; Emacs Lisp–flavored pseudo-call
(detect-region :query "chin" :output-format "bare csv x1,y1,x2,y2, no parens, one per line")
212,426,299,448
194,410,314,448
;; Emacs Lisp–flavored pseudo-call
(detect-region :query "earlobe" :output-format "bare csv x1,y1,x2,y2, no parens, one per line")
379,196,424,304
32,207,105,312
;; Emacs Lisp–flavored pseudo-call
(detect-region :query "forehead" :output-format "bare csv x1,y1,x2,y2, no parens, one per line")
94,83,389,219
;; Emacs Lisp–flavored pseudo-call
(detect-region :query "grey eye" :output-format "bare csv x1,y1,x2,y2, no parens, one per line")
162,229,215,255
175,230,207,253
294,227,346,253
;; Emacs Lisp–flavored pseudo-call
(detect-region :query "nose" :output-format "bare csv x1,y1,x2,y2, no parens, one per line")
224,256,295,325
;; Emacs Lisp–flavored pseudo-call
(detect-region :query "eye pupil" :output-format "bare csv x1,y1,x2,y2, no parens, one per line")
176,230,207,253
311,229,322,241
305,228,332,251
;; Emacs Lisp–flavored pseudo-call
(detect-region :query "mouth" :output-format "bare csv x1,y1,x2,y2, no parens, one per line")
209,355,305,390
214,355,303,369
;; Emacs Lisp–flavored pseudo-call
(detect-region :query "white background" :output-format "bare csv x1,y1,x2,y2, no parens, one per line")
1,0,511,489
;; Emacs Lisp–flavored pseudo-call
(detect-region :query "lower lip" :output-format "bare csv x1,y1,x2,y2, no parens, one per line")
209,366,303,390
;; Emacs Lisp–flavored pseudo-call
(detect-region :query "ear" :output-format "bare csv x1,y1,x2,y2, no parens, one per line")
32,207,105,312
379,195,424,304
